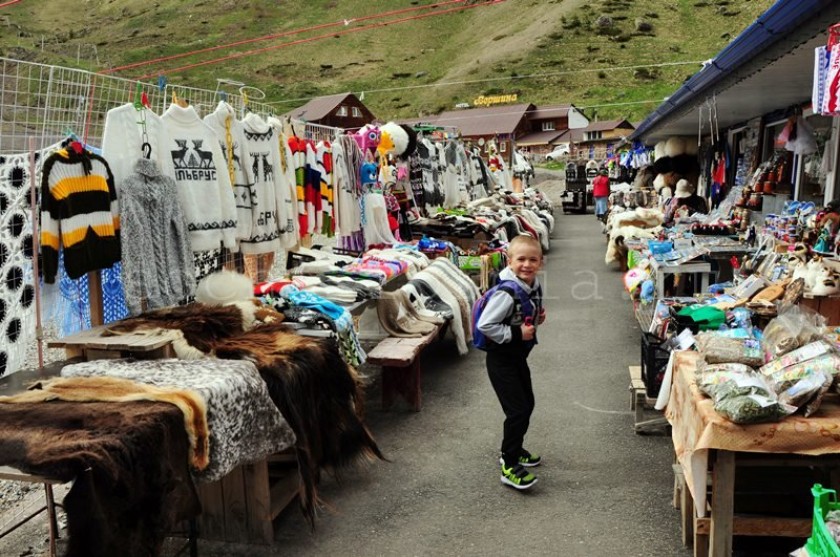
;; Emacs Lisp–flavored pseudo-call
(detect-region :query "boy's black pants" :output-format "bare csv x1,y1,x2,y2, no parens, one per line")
486,350,534,467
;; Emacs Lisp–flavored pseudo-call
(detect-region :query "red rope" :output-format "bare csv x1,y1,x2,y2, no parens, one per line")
136,0,505,80
105,0,469,75
0,0,23,7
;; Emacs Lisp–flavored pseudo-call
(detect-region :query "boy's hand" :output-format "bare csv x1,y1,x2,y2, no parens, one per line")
521,324,536,341
538,307,546,325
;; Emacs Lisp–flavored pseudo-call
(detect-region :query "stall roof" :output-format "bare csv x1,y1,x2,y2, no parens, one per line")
432,104,534,137
631,0,840,144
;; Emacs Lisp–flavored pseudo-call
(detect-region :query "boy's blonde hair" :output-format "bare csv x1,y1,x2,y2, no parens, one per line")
507,234,542,258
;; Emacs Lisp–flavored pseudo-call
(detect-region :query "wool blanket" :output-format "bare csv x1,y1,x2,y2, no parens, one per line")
0,400,200,557
0,375,209,470
62,358,297,482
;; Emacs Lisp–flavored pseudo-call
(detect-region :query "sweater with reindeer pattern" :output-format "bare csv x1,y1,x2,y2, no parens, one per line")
160,103,238,253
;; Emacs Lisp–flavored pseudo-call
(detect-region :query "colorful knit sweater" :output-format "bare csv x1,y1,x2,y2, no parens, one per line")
40,147,121,282
316,140,334,236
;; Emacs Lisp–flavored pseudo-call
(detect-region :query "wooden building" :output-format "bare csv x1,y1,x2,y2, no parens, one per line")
285,92,376,129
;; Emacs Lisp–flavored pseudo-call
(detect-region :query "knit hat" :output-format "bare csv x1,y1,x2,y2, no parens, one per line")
674,179,695,199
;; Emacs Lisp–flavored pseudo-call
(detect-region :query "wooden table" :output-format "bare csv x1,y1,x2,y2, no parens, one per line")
650,258,714,300
666,351,840,556
47,325,178,360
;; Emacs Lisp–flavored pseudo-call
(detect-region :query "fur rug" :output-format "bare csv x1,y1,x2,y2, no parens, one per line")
0,400,200,557
213,323,384,524
104,305,384,526
0,375,209,470
61,358,296,482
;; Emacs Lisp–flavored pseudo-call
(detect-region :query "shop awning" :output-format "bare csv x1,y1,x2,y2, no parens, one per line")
631,0,840,144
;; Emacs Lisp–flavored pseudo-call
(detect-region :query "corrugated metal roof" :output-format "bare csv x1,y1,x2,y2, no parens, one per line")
285,92,355,121
433,104,534,136
631,0,838,142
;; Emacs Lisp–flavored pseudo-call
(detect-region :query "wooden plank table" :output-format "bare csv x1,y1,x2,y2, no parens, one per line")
667,351,840,556
48,325,178,360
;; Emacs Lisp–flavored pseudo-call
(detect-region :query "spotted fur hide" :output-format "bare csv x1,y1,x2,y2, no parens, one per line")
0,375,209,470
105,306,385,527
0,400,200,557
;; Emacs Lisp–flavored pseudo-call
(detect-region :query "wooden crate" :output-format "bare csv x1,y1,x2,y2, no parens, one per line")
193,453,299,544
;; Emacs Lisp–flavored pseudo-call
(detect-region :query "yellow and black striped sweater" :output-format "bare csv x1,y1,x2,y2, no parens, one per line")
40,148,121,283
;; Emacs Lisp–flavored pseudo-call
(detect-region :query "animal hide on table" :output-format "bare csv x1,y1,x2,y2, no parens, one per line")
0,400,200,557
62,358,297,482
106,305,385,526
0,375,209,470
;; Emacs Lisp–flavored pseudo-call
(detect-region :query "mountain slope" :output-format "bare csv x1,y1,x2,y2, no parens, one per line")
0,0,775,121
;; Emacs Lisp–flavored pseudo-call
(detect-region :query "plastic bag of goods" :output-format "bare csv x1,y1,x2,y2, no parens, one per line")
698,365,795,424
762,305,826,360
695,332,764,368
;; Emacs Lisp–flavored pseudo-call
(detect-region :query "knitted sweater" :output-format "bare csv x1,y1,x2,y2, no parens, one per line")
40,147,121,282
203,102,256,244
101,103,164,192
160,103,238,252
119,158,196,314
240,112,295,254
316,140,334,236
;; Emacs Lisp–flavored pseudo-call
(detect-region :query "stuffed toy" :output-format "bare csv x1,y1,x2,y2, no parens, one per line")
379,122,412,159
352,124,381,154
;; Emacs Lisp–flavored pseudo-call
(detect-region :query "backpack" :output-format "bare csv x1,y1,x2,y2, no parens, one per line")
471,280,536,351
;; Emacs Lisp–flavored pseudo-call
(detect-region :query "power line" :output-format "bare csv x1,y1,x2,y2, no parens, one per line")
0,0,23,8
136,0,506,79
105,0,470,75
264,60,703,105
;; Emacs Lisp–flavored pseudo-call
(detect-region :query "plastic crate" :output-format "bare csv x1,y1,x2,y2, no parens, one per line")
640,332,670,398
806,484,840,557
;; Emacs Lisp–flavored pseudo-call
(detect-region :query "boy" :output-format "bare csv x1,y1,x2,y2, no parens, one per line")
477,235,546,490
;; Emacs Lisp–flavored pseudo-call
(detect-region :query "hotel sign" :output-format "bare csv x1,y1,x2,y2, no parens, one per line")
472,94,518,107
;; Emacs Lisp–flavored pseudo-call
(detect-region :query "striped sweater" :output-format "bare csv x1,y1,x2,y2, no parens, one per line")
40,147,121,283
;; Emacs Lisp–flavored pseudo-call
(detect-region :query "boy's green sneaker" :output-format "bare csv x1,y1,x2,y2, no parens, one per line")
518,449,541,468
498,450,542,468
500,462,537,490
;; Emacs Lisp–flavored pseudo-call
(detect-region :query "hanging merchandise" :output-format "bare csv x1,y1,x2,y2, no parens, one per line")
159,102,238,253
0,150,43,376
240,111,296,257
119,158,196,315
315,139,335,237
204,100,257,245
102,102,164,190
360,157,398,247
267,116,301,248
332,135,364,248
40,145,121,283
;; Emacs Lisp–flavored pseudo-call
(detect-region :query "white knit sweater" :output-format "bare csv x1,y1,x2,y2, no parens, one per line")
102,103,164,192
204,102,256,243
160,103,238,252
240,112,295,255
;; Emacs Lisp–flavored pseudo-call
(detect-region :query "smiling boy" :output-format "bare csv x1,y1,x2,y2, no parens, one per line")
476,234,546,490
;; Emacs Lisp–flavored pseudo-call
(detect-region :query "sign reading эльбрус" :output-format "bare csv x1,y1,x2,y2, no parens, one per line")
472,94,518,107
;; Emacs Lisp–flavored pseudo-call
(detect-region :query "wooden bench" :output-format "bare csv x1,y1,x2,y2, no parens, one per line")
366,324,443,411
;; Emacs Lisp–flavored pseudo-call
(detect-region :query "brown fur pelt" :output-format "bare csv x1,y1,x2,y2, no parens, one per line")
0,376,209,471
213,323,385,526
0,400,200,557
104,303,246,354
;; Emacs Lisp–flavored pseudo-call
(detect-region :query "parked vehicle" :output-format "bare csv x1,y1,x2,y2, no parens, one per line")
545,145,570,161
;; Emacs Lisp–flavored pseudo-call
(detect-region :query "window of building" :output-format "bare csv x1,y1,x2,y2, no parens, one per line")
542,122,555,131
352,106,362,118
500,142,507,152
336,106,348,117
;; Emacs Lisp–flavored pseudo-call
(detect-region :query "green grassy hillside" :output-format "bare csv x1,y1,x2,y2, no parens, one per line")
0,0,775,121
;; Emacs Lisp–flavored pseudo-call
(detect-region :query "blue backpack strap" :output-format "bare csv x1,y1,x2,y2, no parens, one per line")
498,280,535,320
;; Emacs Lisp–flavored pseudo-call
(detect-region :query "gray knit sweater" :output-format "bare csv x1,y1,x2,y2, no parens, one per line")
120,158,196,314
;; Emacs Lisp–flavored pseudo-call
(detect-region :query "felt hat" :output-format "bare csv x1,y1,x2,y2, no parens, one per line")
674,179,695,199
